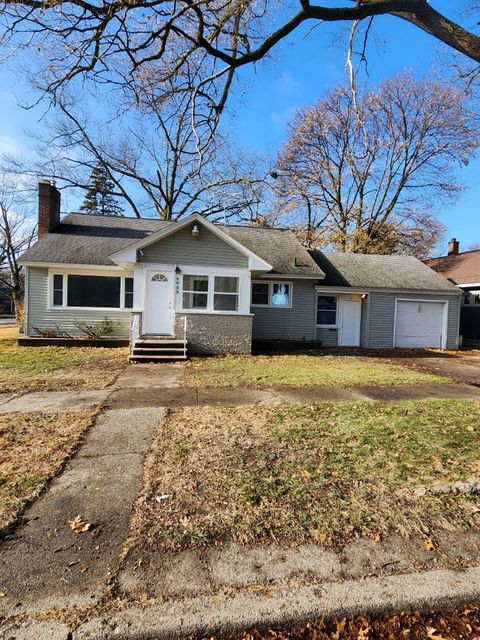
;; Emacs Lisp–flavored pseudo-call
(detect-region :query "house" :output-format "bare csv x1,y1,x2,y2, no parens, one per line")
19,181,462,357
426,238,480,347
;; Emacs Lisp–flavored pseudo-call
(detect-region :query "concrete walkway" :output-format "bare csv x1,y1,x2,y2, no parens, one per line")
105,381,480,410
0,372,164,616
0,389,110,413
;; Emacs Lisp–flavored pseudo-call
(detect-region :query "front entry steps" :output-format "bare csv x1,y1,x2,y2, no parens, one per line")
129,337,188,362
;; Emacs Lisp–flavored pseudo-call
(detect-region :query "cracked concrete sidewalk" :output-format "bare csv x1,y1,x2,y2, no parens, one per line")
0,364,171,619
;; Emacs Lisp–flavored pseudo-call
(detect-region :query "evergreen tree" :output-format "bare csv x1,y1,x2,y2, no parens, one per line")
80,164,124,216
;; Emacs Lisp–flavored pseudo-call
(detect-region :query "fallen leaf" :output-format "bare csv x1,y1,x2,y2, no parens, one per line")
426,625,451,639
374,531,382,542
467,425,475,432
423,538,438,552
68,515,91,534
0,592,5,598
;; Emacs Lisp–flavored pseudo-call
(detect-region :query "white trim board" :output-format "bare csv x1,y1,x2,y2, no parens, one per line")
20,261,126,271
315,285,461,296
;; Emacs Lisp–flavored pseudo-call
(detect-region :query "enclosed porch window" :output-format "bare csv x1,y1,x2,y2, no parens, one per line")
181,273,240,313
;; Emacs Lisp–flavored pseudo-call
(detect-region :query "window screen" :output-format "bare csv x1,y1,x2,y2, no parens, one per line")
67,275,121,308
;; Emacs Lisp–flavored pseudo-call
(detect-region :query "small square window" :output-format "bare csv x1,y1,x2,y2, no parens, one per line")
251,282,269,306
272,283,290,307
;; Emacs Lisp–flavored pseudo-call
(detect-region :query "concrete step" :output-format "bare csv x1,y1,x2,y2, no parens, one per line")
129,354,188,361
133,347,186,353
136,339,186,345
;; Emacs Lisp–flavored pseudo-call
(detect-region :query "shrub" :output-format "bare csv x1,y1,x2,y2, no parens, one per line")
73,317,117,339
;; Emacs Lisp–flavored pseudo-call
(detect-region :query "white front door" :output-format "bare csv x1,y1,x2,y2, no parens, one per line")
339,299,362,347
143,270,174,335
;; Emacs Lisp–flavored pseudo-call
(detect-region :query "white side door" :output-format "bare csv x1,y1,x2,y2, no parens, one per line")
339,299,362,347
143,270,174,335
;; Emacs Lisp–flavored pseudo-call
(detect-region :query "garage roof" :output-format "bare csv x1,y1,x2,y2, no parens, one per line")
310,251,460,293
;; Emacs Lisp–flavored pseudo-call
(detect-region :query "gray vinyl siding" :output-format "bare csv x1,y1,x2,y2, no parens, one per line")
139,226,248,268
315,327,338,346
366,291,461,349
360,297,370,347
252,280,317,341
25,267,131,337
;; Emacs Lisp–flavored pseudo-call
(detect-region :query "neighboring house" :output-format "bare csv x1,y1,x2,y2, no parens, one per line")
19,181,461,358
427,238,480,347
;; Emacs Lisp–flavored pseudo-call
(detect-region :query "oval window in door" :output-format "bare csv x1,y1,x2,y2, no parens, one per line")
151,273,168,282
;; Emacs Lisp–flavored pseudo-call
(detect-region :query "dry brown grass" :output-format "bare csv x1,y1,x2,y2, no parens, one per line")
0,340,128,393
129,402,480,552
0,323,19,341
0,409,98,533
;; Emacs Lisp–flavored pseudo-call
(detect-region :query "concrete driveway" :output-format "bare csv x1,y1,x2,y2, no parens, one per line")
398,353,480,386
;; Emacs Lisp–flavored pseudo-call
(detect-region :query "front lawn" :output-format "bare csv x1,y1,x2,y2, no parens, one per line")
0,409,97,533
130,401,480,550
0,340,128,393
185,354,448,388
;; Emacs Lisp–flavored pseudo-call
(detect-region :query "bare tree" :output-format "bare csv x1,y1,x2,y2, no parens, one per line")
0,1,479,137
5,88,267,221
0,175,36,318
272,73,479,258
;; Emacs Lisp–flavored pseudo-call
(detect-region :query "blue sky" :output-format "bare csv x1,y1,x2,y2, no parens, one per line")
0,2,479,255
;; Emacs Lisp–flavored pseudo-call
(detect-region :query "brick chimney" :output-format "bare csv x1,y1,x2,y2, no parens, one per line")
38,180,60,239
447,237,459,256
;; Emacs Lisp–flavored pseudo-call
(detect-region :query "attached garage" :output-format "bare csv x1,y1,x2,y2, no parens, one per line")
394,300,447,349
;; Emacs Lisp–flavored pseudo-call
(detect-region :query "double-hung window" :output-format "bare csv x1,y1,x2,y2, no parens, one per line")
182,275,209,310
316,295,337,326
182,274,240,312
51,273,133,309
214,276,239,311
251,281,292,308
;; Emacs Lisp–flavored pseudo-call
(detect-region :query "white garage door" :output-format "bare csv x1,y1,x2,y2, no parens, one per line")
394,301,445,348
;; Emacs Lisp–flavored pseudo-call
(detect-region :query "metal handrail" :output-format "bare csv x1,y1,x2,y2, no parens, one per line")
183,315,187,358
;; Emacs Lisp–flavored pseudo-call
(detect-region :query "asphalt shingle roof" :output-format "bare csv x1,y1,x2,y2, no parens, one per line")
310,251,460,293
20,213,324,277
21,213,458,291
426,251,480,285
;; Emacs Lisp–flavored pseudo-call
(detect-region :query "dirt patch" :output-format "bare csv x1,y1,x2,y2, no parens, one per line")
0,409,98,534
395,356,480,386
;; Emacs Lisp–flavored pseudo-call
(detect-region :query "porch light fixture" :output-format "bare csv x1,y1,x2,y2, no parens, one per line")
175,266,181,274
361,293,368,299
191,224,200,238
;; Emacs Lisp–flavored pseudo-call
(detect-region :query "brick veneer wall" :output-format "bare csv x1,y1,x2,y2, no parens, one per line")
175,313,253,354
